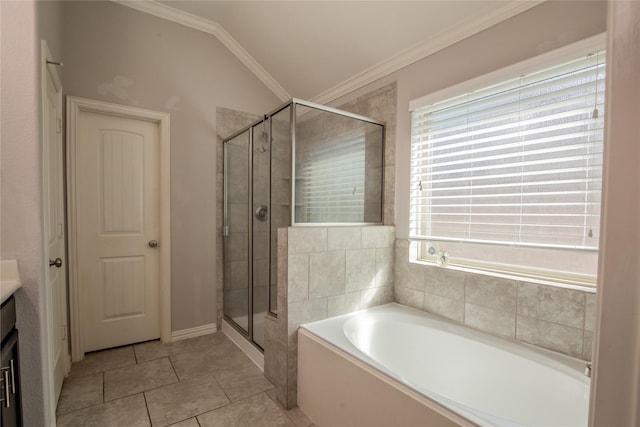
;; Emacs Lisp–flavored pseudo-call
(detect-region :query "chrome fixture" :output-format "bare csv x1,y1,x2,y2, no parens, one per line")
148,240,158,248
255,205,268,221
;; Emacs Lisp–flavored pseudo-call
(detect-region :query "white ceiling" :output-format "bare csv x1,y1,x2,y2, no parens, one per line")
123,1,543,103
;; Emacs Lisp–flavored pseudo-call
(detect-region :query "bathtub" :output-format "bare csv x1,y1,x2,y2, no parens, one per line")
297,303,590,427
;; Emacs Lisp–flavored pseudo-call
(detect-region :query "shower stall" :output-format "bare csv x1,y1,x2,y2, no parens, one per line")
223,99,385,350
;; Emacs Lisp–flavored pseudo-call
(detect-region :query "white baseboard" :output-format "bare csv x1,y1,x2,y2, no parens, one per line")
171,323,217,342
222,319,264,371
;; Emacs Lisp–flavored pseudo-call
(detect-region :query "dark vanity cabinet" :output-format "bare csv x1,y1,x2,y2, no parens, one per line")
1,296,22,427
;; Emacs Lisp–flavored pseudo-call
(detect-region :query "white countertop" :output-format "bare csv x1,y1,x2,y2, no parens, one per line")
1,260,22,304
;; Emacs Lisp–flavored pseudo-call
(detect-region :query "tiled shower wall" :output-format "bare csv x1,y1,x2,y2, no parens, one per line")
394,239,597,361
265,225,395,409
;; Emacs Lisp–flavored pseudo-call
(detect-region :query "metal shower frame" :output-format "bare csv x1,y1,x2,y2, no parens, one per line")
222,98,386,350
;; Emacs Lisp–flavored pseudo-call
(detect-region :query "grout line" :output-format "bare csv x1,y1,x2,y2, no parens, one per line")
142,392,153,426
103,359,180,403
213,376,232,404
581,292,588,331
582,293,589,360
57,399,110,417
265,389,299,425
515,281,520,338
462,273,467,324
167,355,180,382
516,312,585,331
132,344,139,364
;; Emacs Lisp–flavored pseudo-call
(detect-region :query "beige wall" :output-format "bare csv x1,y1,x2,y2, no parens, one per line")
0,1,66,425
60,1,281,331
329,0,607,240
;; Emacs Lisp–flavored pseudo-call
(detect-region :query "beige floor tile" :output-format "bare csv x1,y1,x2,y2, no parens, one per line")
68,346,137,378
169,341,253,380
214,364,274,402
57,393,150,427
145,376,230,427
265,388,313,427
56,372,103,415
197,392,294,427
104,357,178,401
167,418,200,427
57,333,312,427
134,333,230,363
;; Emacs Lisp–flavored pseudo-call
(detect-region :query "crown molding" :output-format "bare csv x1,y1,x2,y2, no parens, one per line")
112,0,290,101
113,0,544,106
311,0,546,105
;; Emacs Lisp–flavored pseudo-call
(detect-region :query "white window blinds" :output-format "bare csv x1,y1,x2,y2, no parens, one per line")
410,48,605,282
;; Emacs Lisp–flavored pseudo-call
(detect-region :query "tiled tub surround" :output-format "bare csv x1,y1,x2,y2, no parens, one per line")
265,225,395,409
394,239,597,361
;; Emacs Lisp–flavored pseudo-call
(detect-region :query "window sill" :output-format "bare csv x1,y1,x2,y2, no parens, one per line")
409,258,597,294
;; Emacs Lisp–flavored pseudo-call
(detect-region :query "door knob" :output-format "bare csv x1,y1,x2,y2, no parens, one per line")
148,240,158,248
49,258,63,268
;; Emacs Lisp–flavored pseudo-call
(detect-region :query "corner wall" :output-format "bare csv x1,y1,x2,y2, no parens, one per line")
324,0,606,363
590,2,640,424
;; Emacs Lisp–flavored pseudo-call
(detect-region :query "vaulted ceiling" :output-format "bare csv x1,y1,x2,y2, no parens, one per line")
116,1,543,103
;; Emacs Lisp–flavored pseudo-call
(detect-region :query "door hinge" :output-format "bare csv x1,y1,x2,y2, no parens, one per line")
57,223,64,238
223,226,229,237
57,118,62,134
61,325,67,341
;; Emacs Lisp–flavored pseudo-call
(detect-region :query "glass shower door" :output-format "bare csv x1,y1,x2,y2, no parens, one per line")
223,130,250,333
251,123,271,349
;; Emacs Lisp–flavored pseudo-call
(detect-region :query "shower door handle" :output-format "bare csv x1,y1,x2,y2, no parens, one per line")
255,205,268,221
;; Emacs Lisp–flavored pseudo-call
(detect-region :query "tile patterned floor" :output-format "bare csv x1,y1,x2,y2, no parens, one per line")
56,332,314,427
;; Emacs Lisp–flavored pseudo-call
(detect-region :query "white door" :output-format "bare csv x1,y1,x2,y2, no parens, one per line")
42,42,70,405
75,109,161,352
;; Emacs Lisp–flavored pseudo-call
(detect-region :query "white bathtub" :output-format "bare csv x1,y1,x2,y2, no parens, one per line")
297,303,590,427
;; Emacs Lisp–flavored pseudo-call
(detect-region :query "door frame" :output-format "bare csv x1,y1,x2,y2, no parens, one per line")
66,96,171,361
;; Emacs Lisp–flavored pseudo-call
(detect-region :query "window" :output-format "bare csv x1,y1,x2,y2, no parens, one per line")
409,39,605,286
